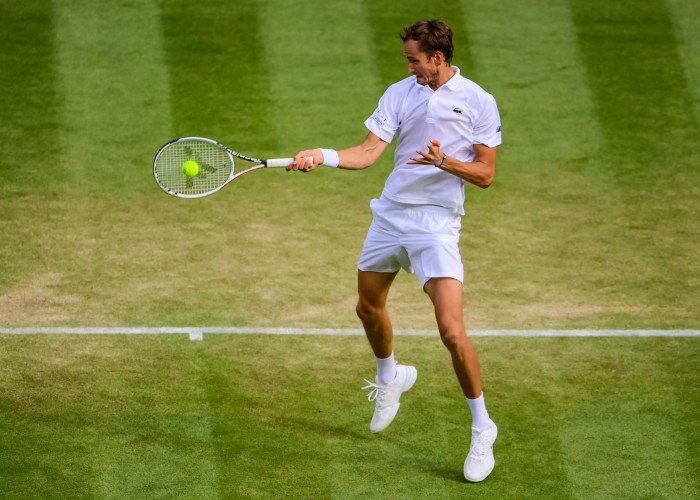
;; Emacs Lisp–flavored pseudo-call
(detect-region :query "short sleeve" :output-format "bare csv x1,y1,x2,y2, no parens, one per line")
364,86,401,144
473,93,502,147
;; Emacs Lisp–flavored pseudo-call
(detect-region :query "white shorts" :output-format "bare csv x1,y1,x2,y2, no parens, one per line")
357,198,464,287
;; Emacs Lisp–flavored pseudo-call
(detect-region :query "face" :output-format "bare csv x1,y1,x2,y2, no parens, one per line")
403,39,440,88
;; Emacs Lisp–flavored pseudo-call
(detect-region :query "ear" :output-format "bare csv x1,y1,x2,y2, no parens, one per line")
432,50,447,66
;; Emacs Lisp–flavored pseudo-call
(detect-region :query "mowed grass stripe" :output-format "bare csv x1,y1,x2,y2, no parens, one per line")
566,2,699,497
667,0,700,123
0,335,220,498
260,1,380,148
558,339,699,500
0,1,62,292
571,0,699,323
87,340,221,499
203,5,380,496
26,0,182,327
241,1,392,327
159,3,328,495
161,0,272,145
464,0,602,163
0,1,61,188
156,1,378,330
572,0,698,159
456,0,624,329
666,0,700,123
52,1,219,496
53,0,172,196
459,3,601,495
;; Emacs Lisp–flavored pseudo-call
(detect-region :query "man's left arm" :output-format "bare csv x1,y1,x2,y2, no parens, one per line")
409,139,496,188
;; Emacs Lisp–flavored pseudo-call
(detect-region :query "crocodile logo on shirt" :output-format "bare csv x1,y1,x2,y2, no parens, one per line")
452,108,463,114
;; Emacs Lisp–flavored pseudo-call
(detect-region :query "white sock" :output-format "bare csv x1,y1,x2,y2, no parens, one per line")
467,393,494,431
376,352,397,384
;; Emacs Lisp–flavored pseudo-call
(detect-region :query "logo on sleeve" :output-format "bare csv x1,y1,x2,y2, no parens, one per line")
372,110,389,127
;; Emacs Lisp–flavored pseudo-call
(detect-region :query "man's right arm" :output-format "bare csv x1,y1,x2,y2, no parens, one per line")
288,132,389,172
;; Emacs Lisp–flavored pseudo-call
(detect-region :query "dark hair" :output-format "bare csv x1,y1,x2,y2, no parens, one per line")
400,20,454,63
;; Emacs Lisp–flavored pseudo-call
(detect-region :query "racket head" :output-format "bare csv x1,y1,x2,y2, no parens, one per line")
153,137,235,198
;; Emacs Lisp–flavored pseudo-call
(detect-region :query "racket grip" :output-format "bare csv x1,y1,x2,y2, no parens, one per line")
266,157,314,168
266,158,294,168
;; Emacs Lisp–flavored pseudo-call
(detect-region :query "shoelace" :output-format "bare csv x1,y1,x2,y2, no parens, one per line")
362,379,384,403
469,429,495,462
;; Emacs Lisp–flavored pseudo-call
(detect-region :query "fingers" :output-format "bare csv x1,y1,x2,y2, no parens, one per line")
408,149,429,164
427,138,441,162
287,150,321,172
407,138,442,165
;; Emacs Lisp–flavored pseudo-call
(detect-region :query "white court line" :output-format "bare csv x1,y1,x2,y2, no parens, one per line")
0,327,698,341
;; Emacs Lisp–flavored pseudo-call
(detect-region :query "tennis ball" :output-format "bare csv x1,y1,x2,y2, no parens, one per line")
182,160,199,177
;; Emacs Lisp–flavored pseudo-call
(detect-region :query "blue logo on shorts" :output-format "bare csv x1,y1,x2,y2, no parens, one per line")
496,125,501,132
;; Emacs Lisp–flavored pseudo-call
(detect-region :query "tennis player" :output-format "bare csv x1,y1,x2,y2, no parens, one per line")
289,19,501,483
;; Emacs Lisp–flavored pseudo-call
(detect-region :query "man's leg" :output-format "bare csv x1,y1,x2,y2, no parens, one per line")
356,270,398,360
357,270,417,433
423,277,482,398
424,277,497,482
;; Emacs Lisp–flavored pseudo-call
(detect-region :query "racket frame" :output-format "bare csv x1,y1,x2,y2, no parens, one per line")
153,136,294,198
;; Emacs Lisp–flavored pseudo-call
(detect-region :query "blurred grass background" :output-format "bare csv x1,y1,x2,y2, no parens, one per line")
0,0,696,329
0,0,698,498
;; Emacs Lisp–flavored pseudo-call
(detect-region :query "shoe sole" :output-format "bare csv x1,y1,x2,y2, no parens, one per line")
464,459,495,483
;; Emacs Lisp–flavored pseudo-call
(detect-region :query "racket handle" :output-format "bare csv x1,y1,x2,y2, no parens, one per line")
266,156,314,168
266,158,293,168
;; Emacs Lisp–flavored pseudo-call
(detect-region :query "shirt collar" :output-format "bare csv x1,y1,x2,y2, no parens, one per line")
443,66,461,90
419,66,461,94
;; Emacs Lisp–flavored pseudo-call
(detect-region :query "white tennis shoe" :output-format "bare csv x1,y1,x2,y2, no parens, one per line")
362,364,417,433
464,423,498,482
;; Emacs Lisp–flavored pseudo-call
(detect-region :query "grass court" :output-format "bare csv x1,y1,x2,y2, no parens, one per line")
0,0,698,498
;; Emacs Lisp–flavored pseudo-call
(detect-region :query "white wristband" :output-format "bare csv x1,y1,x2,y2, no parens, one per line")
318,148,340,168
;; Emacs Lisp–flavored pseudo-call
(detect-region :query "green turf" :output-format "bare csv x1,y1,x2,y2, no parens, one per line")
1,0,698,328
0,0,699,497
1,0,697,329
0,335,698,498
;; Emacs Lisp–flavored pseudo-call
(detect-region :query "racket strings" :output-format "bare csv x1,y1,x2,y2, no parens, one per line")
155,140,234,196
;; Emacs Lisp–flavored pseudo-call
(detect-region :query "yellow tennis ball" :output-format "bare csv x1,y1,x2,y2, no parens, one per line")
182,160,199,177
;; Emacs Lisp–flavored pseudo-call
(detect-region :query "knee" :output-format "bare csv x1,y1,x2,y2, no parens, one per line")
439,326,468,352
356,299,380,322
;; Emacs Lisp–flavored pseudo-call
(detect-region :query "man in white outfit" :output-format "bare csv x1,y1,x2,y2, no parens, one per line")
289,19,501,482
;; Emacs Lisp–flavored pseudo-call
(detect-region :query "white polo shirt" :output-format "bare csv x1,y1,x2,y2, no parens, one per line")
364,67,501,215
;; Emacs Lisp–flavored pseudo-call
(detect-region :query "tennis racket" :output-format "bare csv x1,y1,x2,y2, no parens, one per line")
153,137,308,198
